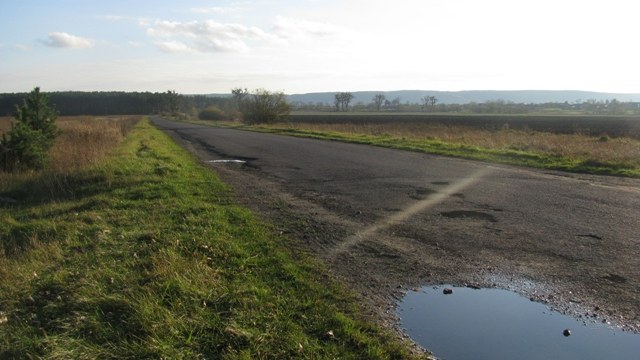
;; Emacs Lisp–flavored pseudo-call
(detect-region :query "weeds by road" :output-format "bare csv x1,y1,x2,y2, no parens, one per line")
0,117,422,358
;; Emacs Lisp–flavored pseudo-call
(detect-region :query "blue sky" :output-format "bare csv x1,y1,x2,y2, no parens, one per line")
1,0,638,94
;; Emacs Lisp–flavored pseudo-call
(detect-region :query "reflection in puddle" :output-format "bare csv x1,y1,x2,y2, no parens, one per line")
398,285,640,360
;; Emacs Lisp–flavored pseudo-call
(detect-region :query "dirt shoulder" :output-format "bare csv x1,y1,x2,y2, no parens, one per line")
157,119,640,345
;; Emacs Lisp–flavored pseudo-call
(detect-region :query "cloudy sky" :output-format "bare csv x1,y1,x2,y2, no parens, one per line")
1,0,638,94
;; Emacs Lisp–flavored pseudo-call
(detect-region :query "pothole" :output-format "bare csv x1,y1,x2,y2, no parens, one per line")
602,273,627,284
409,188,437,200
431,181,450,185
398,285,640,360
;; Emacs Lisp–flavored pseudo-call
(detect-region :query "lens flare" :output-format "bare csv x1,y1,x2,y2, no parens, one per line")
331,167,492,256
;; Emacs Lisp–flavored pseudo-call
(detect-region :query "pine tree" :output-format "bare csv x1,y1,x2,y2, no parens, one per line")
0,87,59,171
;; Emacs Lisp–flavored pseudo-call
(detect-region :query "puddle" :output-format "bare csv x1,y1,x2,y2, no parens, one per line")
398,285,640,360
208,159,246,165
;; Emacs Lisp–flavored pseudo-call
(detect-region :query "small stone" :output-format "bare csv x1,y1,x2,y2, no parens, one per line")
563,329,571,337
325,330,335,339
443,288,453,295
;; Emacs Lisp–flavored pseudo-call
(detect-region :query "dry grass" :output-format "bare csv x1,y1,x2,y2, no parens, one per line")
274,122,640,168
49,116,139,172
0,117,13,134
0,116,140,198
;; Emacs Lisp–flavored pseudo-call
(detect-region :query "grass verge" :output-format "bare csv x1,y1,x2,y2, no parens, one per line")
197,120,640,177
0,117,423,359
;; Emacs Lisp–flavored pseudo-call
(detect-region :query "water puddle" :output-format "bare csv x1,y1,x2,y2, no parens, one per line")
208,159,246,165
398,285,640,360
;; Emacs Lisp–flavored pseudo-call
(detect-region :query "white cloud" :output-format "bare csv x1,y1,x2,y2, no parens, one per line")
41,32,94,49
146,20,276,53
271,16,346,39
143,16,348,55
155,40,195,53
190,6,244,14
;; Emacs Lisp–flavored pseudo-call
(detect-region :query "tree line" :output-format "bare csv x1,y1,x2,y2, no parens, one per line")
294,92,640,115
0,91,201,117
3,90,637,118
0,89,293,122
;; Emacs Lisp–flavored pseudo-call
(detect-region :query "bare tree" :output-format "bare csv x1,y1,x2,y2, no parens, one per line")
231,87,248,111
334,92,354,111
422,95,438,112
372,93,386,111
341,92,354,111
429,96,438,108
334,93,341,111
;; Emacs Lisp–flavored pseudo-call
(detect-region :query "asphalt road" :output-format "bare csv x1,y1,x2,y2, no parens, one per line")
152,117,640,331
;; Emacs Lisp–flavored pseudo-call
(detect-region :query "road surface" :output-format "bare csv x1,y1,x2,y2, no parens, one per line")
152,117,640,333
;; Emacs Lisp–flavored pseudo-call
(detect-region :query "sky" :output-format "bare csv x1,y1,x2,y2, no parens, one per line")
1,0,639,94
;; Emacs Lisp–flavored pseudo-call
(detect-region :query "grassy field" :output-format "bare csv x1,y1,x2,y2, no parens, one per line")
289,113,640,139
0,117,423,358
202,116,640,177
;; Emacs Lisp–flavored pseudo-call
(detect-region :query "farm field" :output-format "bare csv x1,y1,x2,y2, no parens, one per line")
289,113,640,138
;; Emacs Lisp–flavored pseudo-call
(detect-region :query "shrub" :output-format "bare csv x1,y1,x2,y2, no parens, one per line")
241,89,290,124
0,87,59,171
198,106,226,121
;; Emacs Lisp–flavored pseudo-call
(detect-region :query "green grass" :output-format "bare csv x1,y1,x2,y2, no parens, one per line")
197,120,640,177
0,118,423,359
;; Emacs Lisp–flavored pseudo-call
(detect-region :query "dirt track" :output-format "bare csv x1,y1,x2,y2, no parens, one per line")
152,117,640,338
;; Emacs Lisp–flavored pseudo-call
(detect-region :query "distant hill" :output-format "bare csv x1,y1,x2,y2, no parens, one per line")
285,90,640,105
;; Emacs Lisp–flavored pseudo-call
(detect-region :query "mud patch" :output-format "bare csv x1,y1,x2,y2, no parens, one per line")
440,210,497,223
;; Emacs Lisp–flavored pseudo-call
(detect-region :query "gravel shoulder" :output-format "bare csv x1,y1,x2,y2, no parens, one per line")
153,117,640,342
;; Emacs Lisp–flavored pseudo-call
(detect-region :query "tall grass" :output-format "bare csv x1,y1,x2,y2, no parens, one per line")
0,116,139,200
265,122,640,170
